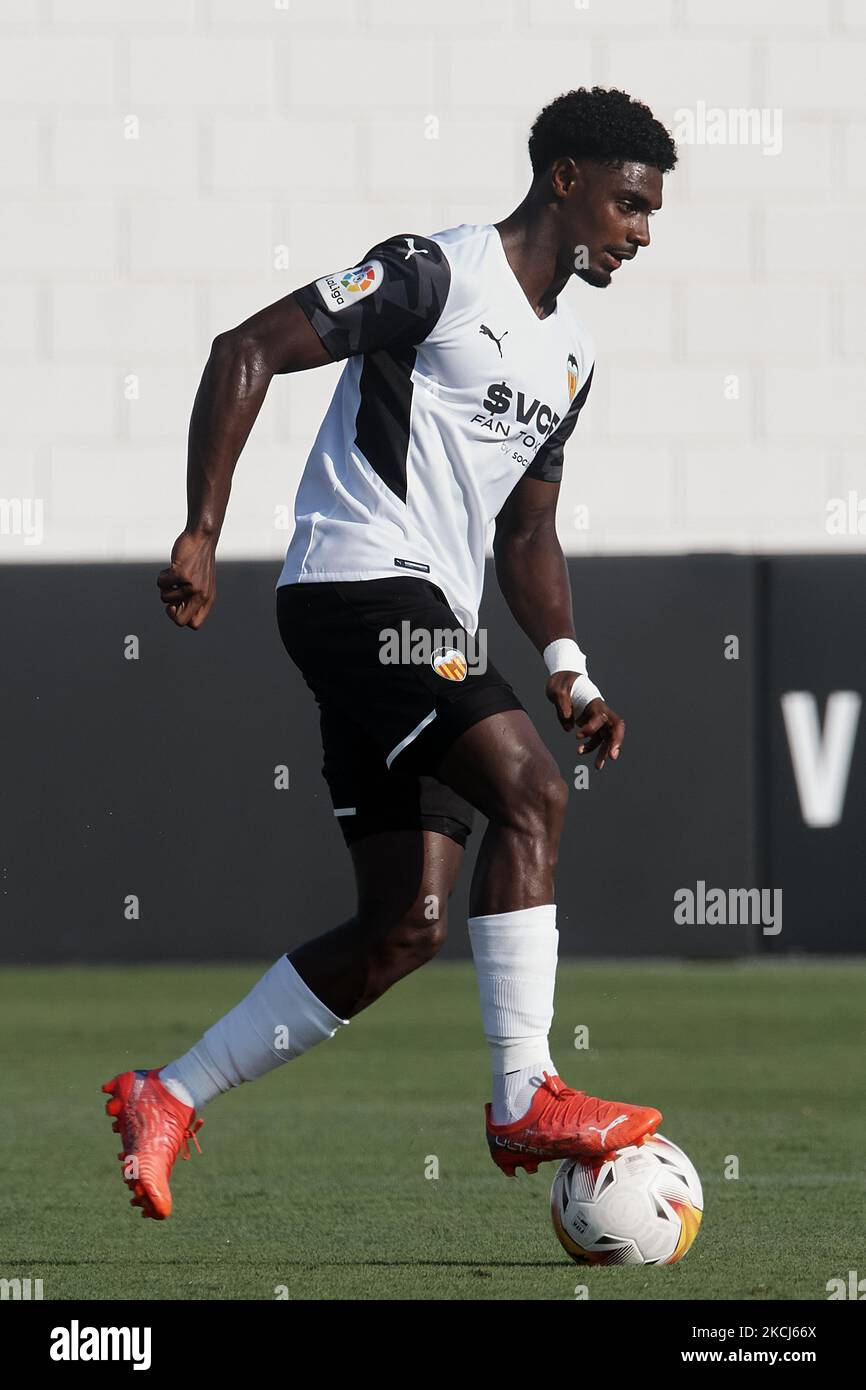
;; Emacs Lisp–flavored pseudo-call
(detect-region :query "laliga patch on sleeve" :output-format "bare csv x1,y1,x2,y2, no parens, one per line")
314,259,383,313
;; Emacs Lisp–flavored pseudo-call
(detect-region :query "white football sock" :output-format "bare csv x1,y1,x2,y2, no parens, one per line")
159,955,348,1112
467,904,559,1126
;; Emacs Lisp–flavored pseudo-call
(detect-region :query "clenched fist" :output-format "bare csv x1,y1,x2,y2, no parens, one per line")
156,530,217,630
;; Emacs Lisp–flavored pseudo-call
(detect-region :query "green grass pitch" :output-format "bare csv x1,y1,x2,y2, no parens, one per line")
2,960,864,1301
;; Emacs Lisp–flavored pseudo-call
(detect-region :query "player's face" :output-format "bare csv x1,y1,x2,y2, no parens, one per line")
566,161,664,289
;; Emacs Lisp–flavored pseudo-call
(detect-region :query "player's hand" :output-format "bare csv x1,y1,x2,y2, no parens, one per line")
574,698,625,770
546,673,625,770
156,530,217,629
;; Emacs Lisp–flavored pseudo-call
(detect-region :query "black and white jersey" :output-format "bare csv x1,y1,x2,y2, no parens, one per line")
277,222,595,636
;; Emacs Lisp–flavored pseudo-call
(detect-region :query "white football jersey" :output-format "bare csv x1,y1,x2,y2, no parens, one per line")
277,222,595,635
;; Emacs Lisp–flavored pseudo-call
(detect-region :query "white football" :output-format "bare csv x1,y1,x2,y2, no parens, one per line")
550,1133,703,1265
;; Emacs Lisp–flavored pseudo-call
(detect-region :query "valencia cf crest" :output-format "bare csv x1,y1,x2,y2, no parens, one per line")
431,647,468,681
566,352,579,402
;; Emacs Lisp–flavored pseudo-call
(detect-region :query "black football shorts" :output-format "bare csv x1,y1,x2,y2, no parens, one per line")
275,577,525,848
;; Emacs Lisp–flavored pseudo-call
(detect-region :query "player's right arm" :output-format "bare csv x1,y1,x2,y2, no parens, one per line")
157,294,335,629
159,234,450,629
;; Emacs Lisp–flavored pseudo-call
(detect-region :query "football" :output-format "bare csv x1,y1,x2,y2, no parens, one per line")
550,1133,703,1266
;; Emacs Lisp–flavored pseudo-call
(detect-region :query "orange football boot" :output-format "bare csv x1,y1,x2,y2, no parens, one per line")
486,1071,661,1176
102,1068,204,1220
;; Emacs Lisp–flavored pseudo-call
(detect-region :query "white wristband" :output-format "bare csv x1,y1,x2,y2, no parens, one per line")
542,638,603,719
569,673,603,721
543,637,587,676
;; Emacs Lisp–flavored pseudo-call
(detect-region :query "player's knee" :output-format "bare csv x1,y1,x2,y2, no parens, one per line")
533,771,569,842
403,900,450,956
505,760,569,841
357,895,449,967
545,771,570,824
392,900,449,961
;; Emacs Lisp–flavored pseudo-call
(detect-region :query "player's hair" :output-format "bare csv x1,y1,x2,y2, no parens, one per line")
528,86,678,177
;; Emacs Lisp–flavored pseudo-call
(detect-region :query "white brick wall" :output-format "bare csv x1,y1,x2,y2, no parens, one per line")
0,1,863,564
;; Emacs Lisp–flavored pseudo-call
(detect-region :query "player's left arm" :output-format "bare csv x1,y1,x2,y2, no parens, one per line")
492,369,624,769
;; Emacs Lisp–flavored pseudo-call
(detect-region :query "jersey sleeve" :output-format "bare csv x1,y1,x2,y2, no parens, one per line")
524,364,595,483
292,233,451,361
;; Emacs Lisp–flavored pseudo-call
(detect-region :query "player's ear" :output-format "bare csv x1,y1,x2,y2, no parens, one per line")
551,156,582,199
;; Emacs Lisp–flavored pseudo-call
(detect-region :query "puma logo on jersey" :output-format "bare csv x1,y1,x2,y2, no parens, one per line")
586,1115,629,1145
480,323,508,356
403,237,428,260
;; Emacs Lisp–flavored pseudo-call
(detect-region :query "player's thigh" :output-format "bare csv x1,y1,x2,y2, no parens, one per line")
350,828,464,929
433,707,567,826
